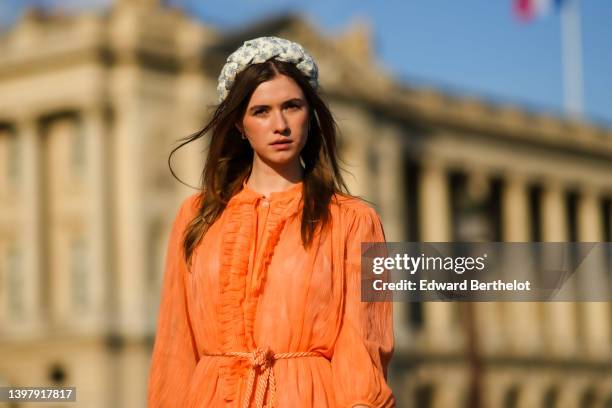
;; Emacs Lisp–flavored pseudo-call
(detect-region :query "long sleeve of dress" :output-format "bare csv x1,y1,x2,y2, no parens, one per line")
148,196,199,408
331,206,395,408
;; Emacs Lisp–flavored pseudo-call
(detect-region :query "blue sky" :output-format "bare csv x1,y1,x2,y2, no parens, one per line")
2,0,611,126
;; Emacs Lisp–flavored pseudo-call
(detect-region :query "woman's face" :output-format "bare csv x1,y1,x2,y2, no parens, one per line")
239,74,309,169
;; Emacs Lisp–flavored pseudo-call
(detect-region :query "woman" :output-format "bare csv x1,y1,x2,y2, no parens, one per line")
148,36,395,408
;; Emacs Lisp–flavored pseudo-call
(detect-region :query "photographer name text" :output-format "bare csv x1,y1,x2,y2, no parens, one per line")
372,279,532,292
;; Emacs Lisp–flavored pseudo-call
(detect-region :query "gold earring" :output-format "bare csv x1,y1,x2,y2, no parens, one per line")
241,132,246,140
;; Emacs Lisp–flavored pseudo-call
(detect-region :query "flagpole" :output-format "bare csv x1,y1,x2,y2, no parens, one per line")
560,0,584,117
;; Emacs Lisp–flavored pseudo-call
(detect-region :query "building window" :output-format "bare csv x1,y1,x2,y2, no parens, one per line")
580,388,596,408
414,384,434,408
503,386,520,408
70,239,88,309
450,171,496,242
49,363,67,384
44,115,85,185
404,161,420,241
566,191,579,241
6,246,24,319
404,161,423,330
528,184,543,241
543,386,559,408
565,192,580,289
489,178,503,241
528,185,544,289
408,302,424,330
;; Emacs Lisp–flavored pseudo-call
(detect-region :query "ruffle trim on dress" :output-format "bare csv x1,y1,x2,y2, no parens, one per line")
243,202,299,349
218,190,302,403
218,202,253,402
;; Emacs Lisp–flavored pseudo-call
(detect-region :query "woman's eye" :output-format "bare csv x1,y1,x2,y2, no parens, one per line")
254,110,266,116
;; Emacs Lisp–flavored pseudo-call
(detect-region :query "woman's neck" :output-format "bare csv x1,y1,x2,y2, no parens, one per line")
246,157,303,198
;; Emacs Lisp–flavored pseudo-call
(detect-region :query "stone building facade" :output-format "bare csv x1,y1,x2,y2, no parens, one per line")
0,0,611,407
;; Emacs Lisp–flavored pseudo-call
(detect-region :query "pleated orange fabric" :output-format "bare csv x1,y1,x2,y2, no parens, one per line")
147,182,395,408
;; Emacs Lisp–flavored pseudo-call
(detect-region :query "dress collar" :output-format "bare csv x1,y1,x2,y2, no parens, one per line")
230,179,303,204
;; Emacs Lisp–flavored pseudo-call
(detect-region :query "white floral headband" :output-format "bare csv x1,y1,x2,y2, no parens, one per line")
216,36,319,103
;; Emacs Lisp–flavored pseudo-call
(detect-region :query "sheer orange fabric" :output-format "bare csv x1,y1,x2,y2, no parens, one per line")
148,182,395,407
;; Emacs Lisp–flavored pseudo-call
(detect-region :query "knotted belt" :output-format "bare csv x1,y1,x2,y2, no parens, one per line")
204,347,323,408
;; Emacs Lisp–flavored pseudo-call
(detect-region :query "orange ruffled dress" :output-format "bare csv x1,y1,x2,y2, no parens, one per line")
148,182,395,408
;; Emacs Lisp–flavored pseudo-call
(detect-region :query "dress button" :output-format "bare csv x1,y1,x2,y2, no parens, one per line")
261,199,269,208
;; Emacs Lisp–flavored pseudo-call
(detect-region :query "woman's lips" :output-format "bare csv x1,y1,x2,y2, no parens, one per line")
270,140,292,150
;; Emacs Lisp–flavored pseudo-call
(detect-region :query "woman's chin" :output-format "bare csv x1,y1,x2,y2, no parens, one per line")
258,151,301,168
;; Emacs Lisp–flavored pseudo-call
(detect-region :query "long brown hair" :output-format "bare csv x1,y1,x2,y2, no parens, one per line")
169,59,349,263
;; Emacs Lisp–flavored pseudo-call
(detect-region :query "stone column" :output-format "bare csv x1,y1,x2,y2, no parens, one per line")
376,128,406,242
432,367,469,408
111,65,147,337
501,174,540,354
420,160,451,240
576,187,610,357
19,116,42,332
337,108,375,200
518,376,545,408
481,371,510,408
556,378,582,408
173,79,206,198
541,180,577,356
45,117,77,326
502,175,530,242
462,168,503,355
376,127,410,348
419,159,457,351
111,74,149,408
83,106,109,331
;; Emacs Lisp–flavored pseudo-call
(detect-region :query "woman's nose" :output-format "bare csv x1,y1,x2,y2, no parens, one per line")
272,110,289,133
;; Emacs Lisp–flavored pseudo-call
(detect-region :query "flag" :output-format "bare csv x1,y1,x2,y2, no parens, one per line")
514,0,566,21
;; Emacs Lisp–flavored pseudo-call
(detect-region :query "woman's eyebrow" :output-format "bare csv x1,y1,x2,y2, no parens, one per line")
248,98,305,111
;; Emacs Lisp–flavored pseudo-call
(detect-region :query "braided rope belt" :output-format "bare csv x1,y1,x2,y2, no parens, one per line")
204,347,324,408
